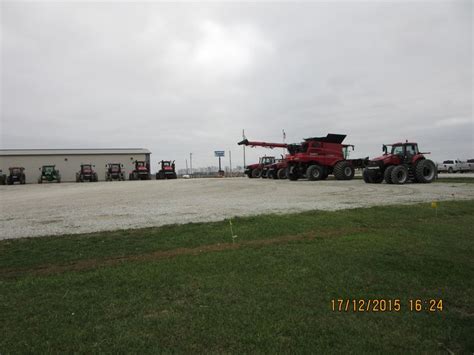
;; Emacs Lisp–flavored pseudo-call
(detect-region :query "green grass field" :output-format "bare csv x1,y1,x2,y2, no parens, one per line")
1,201,473,353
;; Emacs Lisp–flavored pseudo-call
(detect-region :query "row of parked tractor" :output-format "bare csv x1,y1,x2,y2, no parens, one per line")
238,133,437,185
0,160,177,185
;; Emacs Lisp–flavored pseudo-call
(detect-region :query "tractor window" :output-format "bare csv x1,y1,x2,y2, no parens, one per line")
391,146,404,155
163,162,170,167
406,145,417,155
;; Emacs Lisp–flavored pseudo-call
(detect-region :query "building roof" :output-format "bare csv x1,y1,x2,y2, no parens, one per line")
0,148,151,156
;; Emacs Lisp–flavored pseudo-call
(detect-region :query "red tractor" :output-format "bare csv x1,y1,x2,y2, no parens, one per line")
244,156,276,178
267,158,288,179
129,160,151,180
239,134,367,181
76,164,98,182
156,160,177,180
363,141,436,184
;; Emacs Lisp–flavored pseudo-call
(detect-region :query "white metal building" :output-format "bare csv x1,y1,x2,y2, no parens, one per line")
0,148,151,183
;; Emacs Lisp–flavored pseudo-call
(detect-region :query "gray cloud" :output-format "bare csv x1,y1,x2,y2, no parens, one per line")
1,1,472,168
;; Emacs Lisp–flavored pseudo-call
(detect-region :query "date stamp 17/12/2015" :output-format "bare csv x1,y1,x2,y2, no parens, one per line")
331,299,443,313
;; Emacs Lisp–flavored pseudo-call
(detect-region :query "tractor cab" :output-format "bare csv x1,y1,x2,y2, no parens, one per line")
259,156,276,165
382,142,421,165
81,164,93,173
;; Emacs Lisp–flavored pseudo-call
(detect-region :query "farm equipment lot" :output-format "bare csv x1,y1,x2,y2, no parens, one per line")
1,177,473,239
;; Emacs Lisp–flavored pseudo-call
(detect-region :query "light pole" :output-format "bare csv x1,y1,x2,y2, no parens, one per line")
229,150,232,177
190,153,193,177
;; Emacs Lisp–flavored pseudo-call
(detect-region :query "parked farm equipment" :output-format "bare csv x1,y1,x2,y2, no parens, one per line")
105,163,125,181
7,167,26,185
267,158,288,179
239,134,368,181
244,156,276,178
363,141,436,184
38,165,61,183
156,160,177,180
0,170,6,185
129,160,150,180
76,164,98,182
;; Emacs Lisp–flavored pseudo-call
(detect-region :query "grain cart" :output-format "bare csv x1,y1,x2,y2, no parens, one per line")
7,167,26,185
239,134,368,181
363,141,436,184
0,170,6,185
156,160,177,180
76,164,98,182
38,165,61,183
129,160,150,180
105,163,125,181
244,156,276,178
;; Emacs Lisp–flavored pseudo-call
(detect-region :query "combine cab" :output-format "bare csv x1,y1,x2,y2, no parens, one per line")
7,167,26,185
76,164,98,182
156,160,177,180
129,160,150,180
244,156,276,178
239,134,367,181
363,141,436,184
38,165,61,183
105,163,125,181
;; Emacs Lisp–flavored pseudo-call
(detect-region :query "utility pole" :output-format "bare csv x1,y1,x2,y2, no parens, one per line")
190,153,193,177
242,129,246,168
229,150,232,177
185,159,188,175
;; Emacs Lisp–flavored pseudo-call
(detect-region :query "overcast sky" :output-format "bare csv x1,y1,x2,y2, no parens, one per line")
1,0,472,169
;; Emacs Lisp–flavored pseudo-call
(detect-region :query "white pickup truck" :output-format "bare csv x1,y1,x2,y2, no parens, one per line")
437,159,472,173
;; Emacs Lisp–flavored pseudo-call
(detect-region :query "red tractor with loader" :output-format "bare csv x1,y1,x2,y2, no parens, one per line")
156,160,177,180
244,156,276,178
363,141,436,184
76,164,98,182
239,134,367,181
129,160,151,180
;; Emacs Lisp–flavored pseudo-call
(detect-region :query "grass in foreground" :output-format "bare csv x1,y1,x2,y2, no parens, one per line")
1,201,473,353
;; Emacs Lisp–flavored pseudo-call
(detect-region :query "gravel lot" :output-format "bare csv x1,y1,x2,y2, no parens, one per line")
1,177,473,239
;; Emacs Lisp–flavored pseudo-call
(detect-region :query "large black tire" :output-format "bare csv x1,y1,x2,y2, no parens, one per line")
38,178,43,184
448,167,453,173
391,165,408,185
384,166,395,184
251,169,262,178
307,165,324,181
7,176,12,185
415,159,436,183
287,166,299,181
333,161,355,180
277,168,287,180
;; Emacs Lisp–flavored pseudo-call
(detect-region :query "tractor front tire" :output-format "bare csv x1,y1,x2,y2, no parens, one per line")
277,168,287,180
251,169,262,178
391,165,408,185
384,166,395,184
307,165,324,181
415,159,436,183
334,161,355,180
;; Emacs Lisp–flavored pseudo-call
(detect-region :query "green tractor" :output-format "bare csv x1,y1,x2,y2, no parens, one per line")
38,165,61,183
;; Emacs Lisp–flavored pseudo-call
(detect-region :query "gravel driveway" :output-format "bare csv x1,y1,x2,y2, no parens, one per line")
1,178,473,239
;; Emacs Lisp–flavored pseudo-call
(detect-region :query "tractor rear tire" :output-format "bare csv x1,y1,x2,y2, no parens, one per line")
38,178,42,184
251,169,262,178
391,165,408,184
384,166,395,184
334,161,355,180
277,168,287,180
415,159,436,183
307,165,324,181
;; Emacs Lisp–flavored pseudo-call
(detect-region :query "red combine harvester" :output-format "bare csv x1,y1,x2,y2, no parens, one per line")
363,141,436,184
238,134,368,181
129,160,151,180
244,156,276,178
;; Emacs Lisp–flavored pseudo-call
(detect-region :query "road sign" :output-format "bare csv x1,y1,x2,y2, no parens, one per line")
214,151,225,157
